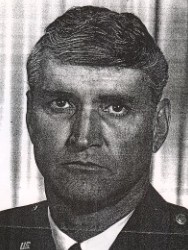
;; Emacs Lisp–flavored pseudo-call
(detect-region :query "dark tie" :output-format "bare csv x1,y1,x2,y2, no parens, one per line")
68,243,82,250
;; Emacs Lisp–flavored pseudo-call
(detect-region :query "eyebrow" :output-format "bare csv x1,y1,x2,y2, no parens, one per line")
36,89,74,99
98,94,136,104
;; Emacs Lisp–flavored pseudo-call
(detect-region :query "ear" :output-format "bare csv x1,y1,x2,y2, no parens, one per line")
152,98,171,153
26,90,35,144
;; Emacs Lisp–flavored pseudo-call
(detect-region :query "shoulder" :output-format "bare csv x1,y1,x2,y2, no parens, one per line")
167,201,188,232
0,200,49,227
144,185,188,232
123,186,188,249
163,202,188,248
0,201,56,250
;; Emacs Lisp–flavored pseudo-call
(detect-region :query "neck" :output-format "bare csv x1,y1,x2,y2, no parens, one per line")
48,177,150,242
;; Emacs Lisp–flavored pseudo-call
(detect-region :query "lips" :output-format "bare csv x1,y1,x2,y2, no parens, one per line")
62,161,105,173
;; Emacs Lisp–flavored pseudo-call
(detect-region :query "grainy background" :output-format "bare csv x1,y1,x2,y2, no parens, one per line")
0,0,188,211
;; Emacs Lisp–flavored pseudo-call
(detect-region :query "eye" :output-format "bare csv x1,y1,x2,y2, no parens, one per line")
53,99,70,108
103,104,130,116
49,98,75,113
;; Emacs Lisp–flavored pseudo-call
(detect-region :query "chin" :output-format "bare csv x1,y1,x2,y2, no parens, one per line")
45,178,130,214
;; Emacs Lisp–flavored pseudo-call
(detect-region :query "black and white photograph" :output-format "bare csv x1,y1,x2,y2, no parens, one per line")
0,0,188,249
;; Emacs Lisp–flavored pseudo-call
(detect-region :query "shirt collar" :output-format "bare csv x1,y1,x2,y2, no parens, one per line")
48,208,134,250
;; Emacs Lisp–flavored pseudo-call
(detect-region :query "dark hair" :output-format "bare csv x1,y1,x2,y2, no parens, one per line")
27,5,168,104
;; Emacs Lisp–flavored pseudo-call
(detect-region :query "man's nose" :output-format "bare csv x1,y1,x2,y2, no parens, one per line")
69,107,103,151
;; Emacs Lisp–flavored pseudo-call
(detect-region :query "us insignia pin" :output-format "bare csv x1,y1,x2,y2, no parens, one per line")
20,241,31,250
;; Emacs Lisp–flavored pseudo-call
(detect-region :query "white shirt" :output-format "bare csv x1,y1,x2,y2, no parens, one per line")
48,208,134,250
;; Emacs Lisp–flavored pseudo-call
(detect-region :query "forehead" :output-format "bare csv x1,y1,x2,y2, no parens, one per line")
40,61,151,100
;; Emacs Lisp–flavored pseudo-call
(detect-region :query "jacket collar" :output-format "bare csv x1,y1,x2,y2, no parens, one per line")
31,185,170,249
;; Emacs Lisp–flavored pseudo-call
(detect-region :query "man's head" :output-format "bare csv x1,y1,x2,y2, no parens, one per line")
26,6,170,213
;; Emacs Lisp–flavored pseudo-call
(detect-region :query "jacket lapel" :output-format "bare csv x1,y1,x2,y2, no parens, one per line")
110,185,170,250
2,201,56,250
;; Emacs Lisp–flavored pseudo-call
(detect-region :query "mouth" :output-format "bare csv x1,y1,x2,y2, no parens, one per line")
62,161,104,173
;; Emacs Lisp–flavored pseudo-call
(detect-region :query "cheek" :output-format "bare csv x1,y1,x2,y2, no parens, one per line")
32,112,71,150
103,115,153,159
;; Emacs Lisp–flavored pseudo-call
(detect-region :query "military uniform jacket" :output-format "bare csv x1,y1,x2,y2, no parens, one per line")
0,185,188,250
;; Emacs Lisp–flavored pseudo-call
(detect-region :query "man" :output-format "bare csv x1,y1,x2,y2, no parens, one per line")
0,5,187,250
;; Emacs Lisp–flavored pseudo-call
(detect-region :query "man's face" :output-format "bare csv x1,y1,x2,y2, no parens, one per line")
27,62,157,211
